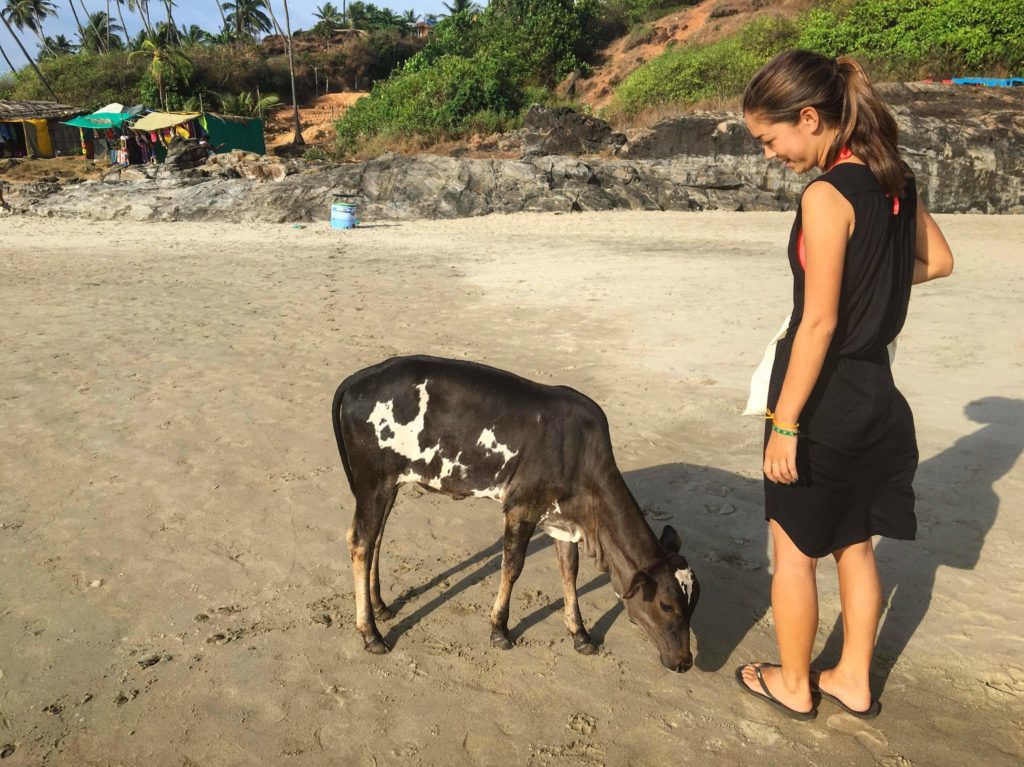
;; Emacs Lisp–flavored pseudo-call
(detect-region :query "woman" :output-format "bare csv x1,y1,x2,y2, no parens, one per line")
736,50,954,720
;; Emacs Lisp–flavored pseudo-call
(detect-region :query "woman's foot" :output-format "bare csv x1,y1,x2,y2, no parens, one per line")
739,662,814,715
813,667,874,714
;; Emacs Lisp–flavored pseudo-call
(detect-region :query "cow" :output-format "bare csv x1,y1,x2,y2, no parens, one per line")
331,355,700,671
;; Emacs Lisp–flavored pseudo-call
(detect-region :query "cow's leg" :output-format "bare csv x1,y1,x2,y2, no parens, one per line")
347,481,394,654
490,508,536,650
555,540,598,655
369,488,398,621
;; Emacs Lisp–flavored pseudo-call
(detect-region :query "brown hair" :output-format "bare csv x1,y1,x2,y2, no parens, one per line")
742,49,910,198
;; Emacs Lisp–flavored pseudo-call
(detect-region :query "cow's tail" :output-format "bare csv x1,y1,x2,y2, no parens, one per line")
331,375,358,494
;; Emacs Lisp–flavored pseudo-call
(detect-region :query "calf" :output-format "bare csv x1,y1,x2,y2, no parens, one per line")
331,355,700,671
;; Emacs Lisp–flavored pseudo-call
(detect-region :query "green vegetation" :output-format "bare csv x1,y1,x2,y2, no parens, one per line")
612,16,798,116
611,0,1024,117
334,1,608,154
797,0,1024,76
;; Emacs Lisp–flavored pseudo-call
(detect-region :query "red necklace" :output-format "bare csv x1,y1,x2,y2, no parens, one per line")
795,147,899,270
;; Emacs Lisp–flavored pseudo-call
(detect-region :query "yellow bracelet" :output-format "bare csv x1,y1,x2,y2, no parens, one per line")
765,409,799,430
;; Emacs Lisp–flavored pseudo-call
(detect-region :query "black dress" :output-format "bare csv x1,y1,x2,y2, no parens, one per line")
765,163,919,557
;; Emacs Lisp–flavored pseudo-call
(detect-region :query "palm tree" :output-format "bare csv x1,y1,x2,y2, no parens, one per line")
0,8,57,98
2,0,59,56
219,90,280,117
313,2,343,30
345,1,366,30
213,0,226,30
80,10,124,52
128,36,191,109
281,0,303,144
38,32,77,57
222,0,270,40
441,0,478,15
177,23,208,47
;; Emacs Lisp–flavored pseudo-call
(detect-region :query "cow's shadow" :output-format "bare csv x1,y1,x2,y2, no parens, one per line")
379,396,1018,677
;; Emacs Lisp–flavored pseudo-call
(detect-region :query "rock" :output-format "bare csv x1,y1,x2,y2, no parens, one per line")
16,97,1024,220
520,105,627,157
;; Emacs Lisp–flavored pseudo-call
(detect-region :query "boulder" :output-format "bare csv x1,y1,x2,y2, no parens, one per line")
520,105,627,156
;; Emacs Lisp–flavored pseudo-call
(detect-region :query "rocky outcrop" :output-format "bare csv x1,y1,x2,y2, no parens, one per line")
7,85,1022,221
11,152,787,223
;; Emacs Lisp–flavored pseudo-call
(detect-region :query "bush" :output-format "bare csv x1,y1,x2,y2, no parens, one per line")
798,0,1024,77
1,51,146,108
335,53,523,152
611,15,798,115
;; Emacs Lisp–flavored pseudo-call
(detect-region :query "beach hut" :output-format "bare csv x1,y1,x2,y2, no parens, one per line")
0,99,86,158
130,111,266,158
62,105,146,163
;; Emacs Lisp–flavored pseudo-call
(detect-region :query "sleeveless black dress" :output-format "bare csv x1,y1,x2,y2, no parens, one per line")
765,163,919,557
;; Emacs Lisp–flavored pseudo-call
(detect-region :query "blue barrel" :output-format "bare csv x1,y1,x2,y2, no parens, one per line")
331,201,358,229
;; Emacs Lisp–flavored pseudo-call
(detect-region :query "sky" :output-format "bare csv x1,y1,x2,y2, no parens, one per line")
0,0,451,73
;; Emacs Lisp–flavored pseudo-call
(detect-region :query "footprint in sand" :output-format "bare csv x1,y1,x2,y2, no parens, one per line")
826,713,888,752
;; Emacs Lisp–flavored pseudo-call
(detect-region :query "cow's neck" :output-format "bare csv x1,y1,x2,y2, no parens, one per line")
577,471,664,595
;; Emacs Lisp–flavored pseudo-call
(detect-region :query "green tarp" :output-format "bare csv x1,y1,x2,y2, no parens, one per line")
200,113,266,155
63,112,131,129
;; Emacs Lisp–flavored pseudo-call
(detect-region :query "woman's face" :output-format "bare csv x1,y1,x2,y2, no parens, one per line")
744,108,829,174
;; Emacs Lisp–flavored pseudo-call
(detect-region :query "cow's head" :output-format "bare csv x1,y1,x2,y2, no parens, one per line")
620,525,700,672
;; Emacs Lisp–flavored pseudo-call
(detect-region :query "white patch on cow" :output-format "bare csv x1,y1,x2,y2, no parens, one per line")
368,381,440,465
675,568,695,602
538,501,583,543
471,486,504,502
478,427,517,469
439,451,465,482
397,470,424,485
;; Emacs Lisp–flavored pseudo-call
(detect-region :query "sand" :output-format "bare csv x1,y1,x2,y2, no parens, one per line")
0,211,1021,766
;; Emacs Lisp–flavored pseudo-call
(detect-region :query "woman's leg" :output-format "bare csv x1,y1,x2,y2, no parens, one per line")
740,519,817,713
818,539,881,710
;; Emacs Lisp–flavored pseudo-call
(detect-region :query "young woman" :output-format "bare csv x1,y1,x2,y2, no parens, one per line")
736,50,954,720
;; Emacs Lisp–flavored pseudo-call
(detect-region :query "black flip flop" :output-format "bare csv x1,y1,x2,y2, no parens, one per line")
735,663,817,721
811,681,882,719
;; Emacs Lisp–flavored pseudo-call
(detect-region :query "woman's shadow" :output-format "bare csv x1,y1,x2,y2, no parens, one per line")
812,396,1023,692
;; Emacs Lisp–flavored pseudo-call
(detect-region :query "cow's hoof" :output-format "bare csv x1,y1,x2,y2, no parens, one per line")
363,636,390,654
573,637,599,655
490,629,514,650
373,605,395,622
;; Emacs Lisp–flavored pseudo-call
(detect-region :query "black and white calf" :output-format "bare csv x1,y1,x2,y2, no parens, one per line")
331,355,699,671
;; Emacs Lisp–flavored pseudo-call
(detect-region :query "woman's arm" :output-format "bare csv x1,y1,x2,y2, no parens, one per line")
913,201,954,284
764,181,851,484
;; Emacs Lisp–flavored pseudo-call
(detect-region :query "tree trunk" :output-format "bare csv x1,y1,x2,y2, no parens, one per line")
67,1,87,43
0,40,17,73
115,0,131,44
106,0,112,51
214,1,226,31
0,13,59,100
281,0,304,145
163,1,177,44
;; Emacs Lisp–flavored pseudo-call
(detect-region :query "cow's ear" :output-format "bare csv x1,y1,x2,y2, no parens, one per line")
622,570,649,600
660,525,682,554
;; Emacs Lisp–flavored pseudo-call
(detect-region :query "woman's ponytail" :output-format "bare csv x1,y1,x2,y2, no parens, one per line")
833,56,908,198
743,50,912,198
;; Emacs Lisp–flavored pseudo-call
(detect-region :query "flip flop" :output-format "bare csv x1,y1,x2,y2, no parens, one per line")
735,663,817,721
810,671,881,719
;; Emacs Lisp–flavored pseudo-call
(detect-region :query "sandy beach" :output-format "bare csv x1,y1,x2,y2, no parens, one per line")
1,210,1021,766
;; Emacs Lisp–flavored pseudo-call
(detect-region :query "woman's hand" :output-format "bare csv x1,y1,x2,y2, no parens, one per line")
764,430,798,484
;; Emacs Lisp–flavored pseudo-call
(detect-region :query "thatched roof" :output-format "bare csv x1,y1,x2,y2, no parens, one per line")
0,99,85,121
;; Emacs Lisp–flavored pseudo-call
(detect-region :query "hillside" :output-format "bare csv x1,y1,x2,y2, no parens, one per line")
571,0,817,110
